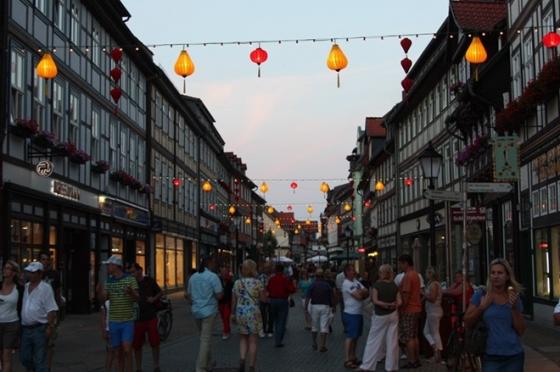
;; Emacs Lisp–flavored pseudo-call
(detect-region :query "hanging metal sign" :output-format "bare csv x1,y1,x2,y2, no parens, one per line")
35,160,54,177
493,136,519,182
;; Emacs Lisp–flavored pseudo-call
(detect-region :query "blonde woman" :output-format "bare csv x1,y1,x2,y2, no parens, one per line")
423,266,443,363
0,261,22,372
232,260,266,372
356,264,401,372
464,258,526,372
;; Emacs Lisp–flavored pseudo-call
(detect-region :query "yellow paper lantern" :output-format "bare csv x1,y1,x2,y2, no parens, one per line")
465,37,487,65
260,182,269,194
267,206,275,214
174,49,195,93
335,216,341,224
275,218,281,225
307,205,314,214
228,206,236,215
375,181,385,192
343,202,352,212
245,217,252,224
201,180,212,193
320,182,330,195
306,219,311,225
294,229,300,235
326,44,348,88
36,52,58,80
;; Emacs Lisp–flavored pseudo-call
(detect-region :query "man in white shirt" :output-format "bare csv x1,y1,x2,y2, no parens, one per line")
20,262,58,372
554,298,560,326
341,264,368,369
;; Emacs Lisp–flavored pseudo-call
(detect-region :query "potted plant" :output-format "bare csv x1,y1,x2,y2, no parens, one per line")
53,142,77,157
91,160,110,174
11,119,39,138
68,148,91,165
32,130,57,148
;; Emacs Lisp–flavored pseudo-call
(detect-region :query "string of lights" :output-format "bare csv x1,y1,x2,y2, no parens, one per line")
33,25,560,52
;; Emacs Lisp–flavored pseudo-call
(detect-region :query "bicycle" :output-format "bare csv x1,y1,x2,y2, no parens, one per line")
156,296,173,342
445,312,481,372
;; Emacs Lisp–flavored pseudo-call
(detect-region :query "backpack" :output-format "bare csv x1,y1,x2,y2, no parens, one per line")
464,289,488,356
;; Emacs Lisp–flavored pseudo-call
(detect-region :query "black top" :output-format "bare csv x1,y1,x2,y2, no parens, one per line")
306,279,333,306
43,270,61,302
219,276,234,305
137,276,162,321
373,281,398,316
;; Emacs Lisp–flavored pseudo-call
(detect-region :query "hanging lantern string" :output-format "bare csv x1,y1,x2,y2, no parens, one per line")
29,26,558,52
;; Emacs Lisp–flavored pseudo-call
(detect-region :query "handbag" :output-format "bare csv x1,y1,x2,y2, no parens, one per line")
289,297,295,307
465,289,488,356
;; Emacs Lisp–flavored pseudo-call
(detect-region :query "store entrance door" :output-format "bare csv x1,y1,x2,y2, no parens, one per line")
64,229,90,314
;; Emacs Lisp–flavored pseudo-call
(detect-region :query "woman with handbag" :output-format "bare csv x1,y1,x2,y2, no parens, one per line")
423,266,443,364
464,258,526,372
232,259,267,372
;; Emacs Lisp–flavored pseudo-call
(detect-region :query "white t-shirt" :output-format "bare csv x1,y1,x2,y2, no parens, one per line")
554,299,560,315
21,281,59,326
394,272,425,289
335,272,345,291
342,278,365,315
0,286,19,323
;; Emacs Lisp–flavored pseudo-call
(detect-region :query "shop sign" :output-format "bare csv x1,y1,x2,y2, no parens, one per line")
51,180,80,201
100,197,149,225
493,136,519,182
36,160,54,177
451,207,486,223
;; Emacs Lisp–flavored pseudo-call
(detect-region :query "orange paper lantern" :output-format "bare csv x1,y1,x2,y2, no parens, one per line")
174,49,195,93
326,44,348,88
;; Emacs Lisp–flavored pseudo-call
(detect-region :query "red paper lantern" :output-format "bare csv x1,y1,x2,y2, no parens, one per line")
401,57,412,73
404,177,414,187
287,205,293,211
171,178,181,188
250,47,268,78
111,48,123,63
400,38,412,54
110,67,122,82
290,182,298,191
110,87,122,103
401,77,414,93
543,32,560,49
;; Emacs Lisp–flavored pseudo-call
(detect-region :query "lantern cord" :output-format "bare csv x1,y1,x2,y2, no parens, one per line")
183,79,186,94
337,72,340,88
258,65,261,78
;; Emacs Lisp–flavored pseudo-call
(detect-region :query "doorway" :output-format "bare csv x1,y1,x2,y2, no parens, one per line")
64,228,90,314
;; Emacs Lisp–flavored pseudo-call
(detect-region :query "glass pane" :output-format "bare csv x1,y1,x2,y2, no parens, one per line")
21,247,33,266
552,227,560,298
165,236,175,250
156,234,164,249
156,248,165,288
32,223,43,245
20,222,31,244
176,239,183,251
535,229,550,297
11,220,20,243
136,241,145,256
111,237,123,255
166,249,176,288
49,227,57,246
176,250,184,286
49,247,57,270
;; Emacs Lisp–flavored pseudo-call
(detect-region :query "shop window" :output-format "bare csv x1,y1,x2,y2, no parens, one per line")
156,248,165,288
111,237,123,257
535,229,551,297
177,240,184,286
10,219,44,267
551,227,560,298
136,241,146,273
166,236,176,288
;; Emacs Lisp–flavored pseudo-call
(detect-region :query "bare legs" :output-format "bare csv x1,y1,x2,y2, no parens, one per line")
239,334,258,372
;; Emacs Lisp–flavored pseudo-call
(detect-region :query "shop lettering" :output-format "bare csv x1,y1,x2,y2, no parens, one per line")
52,180,80,201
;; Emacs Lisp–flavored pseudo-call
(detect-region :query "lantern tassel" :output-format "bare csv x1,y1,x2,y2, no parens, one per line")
258,65,261,78
337,72,340,88
183,78,186,94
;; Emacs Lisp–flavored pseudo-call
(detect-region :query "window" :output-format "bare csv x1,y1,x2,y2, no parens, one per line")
522,36,534,88
36,0,48,15
53,81,64,141
541,188,549,216
69,93,79,143
33,74,45,129
70,3,80,45
549,183,557,213
91,110,99,161
10,50,24,124
535,229,551,297
10,219,44,267
92,27,100,66
54,0,64,30
109,121,117,167
511,49,522,99
120,128,127,171
543,9,554,63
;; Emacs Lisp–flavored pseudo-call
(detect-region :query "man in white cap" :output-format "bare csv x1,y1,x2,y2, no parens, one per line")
20,261,58,372
98,255,139,372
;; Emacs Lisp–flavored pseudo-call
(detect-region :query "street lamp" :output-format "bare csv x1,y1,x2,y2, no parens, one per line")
419,141,443,268
344,225,353,264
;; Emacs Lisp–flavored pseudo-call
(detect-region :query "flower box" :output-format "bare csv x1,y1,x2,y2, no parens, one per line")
10,119,39,138
91,160,110,174
32,131,57,148
139,184,153,194
53,142,77,157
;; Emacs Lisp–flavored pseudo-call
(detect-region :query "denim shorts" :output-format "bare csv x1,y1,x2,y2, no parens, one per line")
109,321,134,348
482,352,524,372
342,313,363,340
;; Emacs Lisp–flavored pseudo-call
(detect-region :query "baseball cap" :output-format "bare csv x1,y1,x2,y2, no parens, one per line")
102,255,123,266
24,261,44,273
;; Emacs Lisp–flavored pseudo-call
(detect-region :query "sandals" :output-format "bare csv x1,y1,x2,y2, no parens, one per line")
344,360,359,369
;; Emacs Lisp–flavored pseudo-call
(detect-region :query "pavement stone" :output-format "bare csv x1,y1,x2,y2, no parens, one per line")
13,291,558,371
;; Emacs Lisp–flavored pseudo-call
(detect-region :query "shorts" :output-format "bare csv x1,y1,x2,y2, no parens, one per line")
0,321,20,350
109,321,134,348
342,312,363,340
133,318,160,349
310,304,331,333
399,312,420,343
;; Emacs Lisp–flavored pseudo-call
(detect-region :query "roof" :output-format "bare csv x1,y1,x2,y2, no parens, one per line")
365,117,386,138
451,0,507,32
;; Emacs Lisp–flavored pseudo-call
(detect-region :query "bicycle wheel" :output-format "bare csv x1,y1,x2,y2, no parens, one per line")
158,310,173,342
